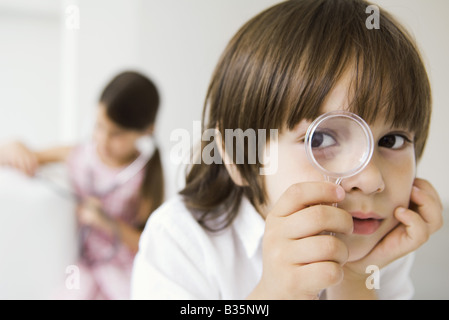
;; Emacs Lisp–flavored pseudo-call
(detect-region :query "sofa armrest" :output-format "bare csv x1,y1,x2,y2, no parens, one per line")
0,165,78,299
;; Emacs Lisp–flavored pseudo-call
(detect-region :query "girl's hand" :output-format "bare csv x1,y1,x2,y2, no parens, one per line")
0,141,39,176
77,197,116,234
343,178,443,277
249,182,352,300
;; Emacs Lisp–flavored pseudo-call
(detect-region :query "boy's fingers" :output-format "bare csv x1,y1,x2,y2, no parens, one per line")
358,207,428,269
269,182,345,218
294,261,344,296
283,205,353,238
394,207,429,251
413,178,441,204
410,180,443,234
287,235,349,265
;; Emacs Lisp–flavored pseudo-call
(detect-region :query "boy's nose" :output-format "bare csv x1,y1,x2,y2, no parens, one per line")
341,155,385,195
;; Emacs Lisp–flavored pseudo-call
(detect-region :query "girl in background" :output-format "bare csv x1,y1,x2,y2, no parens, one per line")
0,71,164,299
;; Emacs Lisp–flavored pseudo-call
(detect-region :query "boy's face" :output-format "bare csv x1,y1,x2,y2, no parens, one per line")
262,75,416,261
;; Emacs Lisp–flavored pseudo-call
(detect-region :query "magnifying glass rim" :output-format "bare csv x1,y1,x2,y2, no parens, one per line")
305,110,374,179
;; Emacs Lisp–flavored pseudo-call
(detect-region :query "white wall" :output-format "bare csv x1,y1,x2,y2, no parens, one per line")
0,1,61,147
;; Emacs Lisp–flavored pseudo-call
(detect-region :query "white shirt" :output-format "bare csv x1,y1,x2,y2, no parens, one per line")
131,195,415,300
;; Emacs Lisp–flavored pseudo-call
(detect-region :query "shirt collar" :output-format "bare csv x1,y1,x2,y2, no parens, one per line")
233,196,265,258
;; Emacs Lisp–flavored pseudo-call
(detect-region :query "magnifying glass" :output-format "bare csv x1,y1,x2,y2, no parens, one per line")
305,110,374,186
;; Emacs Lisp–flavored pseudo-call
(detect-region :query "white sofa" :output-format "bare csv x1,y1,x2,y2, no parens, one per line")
0,165,78,299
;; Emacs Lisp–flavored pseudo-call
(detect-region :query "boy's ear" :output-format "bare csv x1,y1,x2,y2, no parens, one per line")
215,128,248,187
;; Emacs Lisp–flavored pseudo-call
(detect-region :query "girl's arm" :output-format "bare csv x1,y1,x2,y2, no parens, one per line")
0,140,73,176
35,145,74,164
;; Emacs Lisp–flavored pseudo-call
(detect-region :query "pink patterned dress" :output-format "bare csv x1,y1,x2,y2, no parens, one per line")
63,142,145,300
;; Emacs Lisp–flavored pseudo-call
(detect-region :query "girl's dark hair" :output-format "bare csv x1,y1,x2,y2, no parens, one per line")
100,71,164,225
180,0,432,231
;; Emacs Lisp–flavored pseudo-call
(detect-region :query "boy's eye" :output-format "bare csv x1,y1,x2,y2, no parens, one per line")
378,134,410,149
311,132,337,149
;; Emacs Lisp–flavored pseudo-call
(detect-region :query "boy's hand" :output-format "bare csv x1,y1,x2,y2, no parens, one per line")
0,141,39,176
343,178,443,276
249,182,352,299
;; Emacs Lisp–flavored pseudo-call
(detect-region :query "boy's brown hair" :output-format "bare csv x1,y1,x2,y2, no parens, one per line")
180,0,431,230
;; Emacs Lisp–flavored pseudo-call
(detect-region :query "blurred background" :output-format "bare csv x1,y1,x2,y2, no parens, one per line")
0,0,447,299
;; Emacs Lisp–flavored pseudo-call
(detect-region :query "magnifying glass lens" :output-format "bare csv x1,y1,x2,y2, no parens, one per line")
305,111,373,181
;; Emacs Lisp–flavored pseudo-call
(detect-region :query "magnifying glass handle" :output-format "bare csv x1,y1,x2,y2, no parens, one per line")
324,175,341,236
325,176,342,185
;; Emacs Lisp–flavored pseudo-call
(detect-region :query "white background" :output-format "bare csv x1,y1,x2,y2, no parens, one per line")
0,0,448,299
